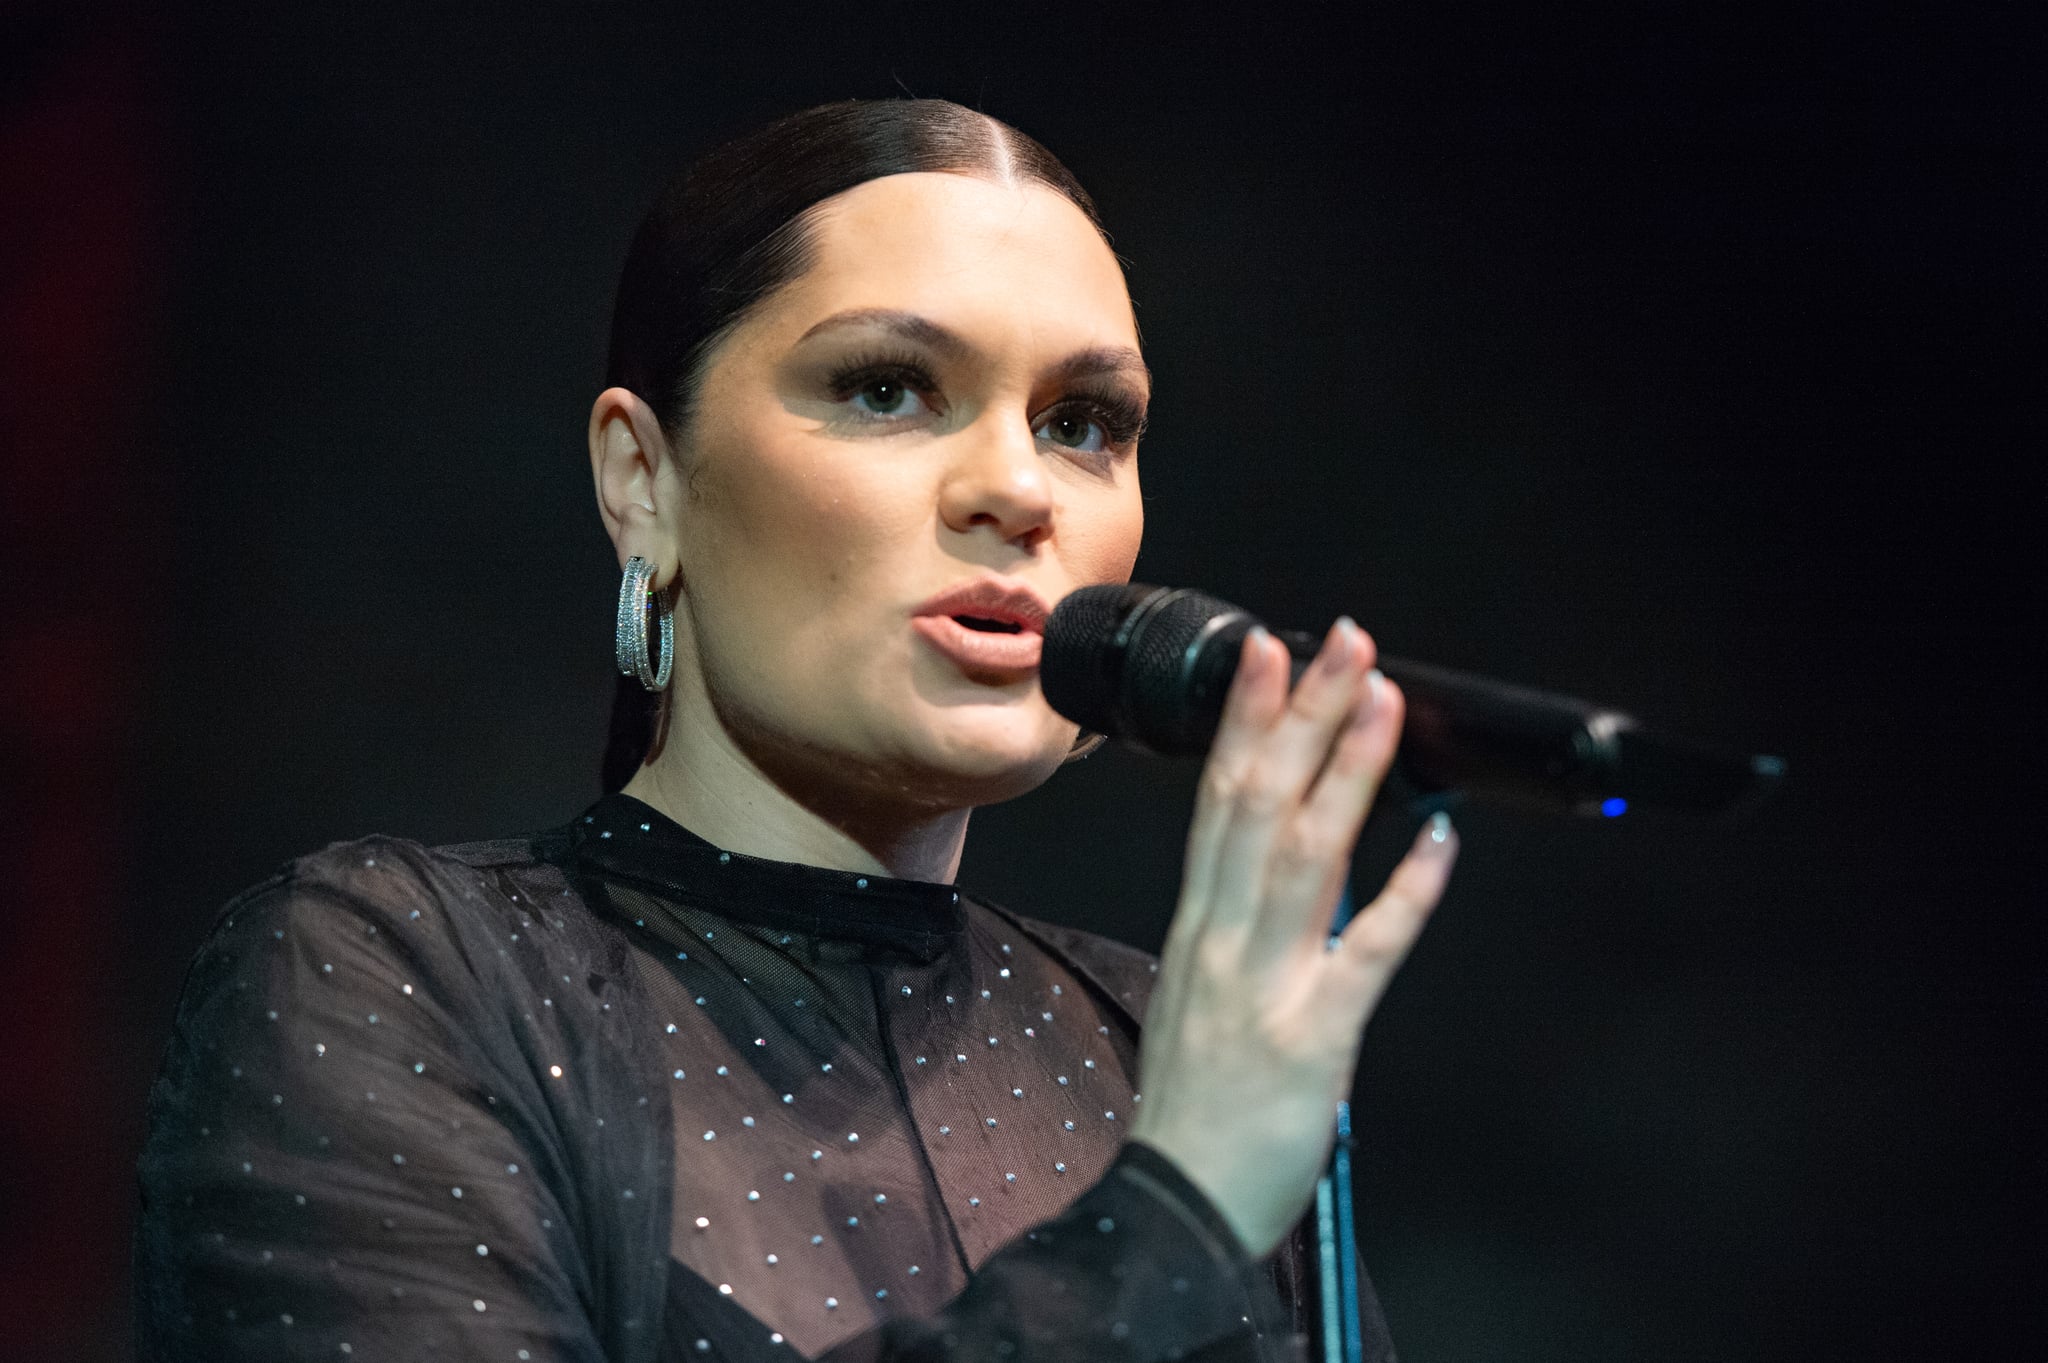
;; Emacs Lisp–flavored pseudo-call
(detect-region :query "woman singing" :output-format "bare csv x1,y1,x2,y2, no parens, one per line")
135,99,1458,1362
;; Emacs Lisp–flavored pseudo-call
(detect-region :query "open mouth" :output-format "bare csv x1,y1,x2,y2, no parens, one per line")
909,578,1048,678
953,614,1024,635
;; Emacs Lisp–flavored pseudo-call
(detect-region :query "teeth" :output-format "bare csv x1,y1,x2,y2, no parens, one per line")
954,615,1023,634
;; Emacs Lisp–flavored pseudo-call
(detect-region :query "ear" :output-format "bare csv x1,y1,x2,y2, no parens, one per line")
589,386,683,589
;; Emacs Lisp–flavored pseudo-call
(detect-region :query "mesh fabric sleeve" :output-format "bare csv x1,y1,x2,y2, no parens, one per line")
134,839,668,1363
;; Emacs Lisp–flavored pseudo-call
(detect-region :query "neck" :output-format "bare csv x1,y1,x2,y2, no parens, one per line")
621,685,971,884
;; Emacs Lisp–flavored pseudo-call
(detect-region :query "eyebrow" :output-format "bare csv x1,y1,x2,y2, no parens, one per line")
796,307,1151,393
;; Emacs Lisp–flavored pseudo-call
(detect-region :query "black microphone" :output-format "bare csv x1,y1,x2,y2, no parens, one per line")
1041,583,1783,819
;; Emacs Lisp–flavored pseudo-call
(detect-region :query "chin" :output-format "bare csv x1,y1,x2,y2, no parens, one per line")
904,703,1070,803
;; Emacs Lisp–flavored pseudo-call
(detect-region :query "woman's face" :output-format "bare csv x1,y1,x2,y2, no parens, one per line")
670,171,1146,809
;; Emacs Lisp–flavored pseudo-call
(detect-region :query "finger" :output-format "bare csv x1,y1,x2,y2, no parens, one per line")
1244,672,1407,973
1202,618,1375,947
1253,619,1381,802
1327,812,1458,1007
1170,628,1290,951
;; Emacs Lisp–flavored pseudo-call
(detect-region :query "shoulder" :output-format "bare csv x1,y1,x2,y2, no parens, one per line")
151,822,666,1166
209,824,586,943
172,824,618,1045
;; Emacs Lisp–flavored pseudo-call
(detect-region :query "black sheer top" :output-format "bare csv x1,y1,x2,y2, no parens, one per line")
135,792,1393,1361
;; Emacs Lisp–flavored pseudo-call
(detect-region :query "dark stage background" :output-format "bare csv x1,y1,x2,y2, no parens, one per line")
2,2,2037,1359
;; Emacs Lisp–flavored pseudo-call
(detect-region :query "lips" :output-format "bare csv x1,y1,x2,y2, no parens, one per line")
911,579,1049,677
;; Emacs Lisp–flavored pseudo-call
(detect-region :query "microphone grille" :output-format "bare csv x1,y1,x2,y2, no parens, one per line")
1041,583,1161,736
1119,588,1245,753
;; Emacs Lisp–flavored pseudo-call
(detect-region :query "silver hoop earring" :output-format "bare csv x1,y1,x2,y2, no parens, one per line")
615,556,674,692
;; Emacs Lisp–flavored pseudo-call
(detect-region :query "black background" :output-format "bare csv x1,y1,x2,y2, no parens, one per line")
2,1,2038,1358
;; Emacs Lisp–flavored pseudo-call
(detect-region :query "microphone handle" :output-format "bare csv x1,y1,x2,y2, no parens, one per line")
1270,631,1781,818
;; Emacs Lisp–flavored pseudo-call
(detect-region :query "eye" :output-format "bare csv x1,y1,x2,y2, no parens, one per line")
851,375,933,420
1033,385,1147,458
1035,409,1107,454
824,355,941,427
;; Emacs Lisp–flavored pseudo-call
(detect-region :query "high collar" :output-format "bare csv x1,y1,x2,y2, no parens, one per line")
569,791,968,963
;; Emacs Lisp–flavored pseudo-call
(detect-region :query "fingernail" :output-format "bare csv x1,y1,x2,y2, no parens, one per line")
1367,668,1385,707
1317,617,1355,672
1420,811,1454,851
1241,625,1272,675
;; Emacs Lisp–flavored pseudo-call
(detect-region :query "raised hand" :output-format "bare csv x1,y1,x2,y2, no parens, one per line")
1127,619,1459,1258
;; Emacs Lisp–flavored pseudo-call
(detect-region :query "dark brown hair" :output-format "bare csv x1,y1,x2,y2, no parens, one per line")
601,99,1110,793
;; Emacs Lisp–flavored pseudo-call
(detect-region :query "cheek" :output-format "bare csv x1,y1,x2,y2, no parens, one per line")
682,418,934,672
695,410,906,571
1059,476,1145,583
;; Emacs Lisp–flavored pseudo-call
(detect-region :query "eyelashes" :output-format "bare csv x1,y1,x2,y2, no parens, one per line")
822,349,1147,452
1057,384,1149,447
823,349,940,407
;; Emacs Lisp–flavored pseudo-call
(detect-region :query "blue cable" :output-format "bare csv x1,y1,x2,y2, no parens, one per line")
1316,885,1366,1363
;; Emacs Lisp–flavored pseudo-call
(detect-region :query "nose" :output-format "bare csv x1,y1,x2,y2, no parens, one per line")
938,412,1054,548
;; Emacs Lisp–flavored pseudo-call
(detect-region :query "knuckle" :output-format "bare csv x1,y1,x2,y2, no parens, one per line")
1237,786,1287,821
1342,918,1401,962
1197,766,1241,808
1272,824,1332,873
1194,934,1241,983
1349,893,1435,956
1234,766,1292,817
1332,720,1382,769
